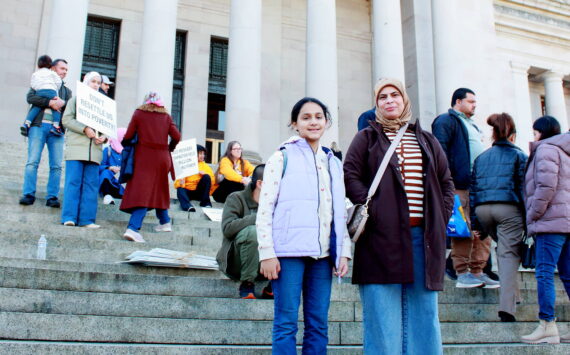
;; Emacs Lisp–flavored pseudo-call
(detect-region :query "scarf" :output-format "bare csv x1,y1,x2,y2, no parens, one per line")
374,78,412,131
110,127,127,154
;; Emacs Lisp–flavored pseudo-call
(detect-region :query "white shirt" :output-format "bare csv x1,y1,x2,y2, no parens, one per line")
256,137,352,261
30,68,62,92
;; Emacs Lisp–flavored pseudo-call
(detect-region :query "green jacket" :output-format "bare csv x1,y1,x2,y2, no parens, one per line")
62,96,103,163
216,187,258,275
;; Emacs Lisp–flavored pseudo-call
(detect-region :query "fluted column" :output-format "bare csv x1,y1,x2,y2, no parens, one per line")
136,0,178,110
510,62,533,152
225,0,262,156
46,0,89,90
306,0,338,146
371,0,405,83
543,71,569,132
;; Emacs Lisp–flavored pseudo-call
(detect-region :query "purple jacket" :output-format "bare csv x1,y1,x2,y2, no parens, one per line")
272,138,347,268
525,132,570,235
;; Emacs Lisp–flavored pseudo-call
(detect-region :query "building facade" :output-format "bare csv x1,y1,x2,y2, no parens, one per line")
2,0,569,161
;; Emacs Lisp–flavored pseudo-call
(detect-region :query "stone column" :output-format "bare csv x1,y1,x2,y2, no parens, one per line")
543,71,569,132
136,0,178,111
371,0,406,83
306,0,338,146
510,62,533,152
45,0,89,90
225,0,262,157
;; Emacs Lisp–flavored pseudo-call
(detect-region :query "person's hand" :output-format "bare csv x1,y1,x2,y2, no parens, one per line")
473,230,481,239
199,170,206,176
84,127,96,139
242,177,251,186
109,166,120,173
260,258,281,280
49,97,65,111
334,257,349,278
94,135,107,145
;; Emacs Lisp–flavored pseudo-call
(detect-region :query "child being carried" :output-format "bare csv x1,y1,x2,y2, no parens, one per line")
21,54,63,137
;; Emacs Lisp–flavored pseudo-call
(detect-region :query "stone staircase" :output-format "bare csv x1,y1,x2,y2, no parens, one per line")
0,141,569,354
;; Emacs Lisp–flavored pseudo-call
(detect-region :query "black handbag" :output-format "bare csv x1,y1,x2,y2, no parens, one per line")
119,133,138,184
521,233,536,269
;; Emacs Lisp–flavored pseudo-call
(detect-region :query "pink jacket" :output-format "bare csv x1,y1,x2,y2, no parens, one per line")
525,132,570,235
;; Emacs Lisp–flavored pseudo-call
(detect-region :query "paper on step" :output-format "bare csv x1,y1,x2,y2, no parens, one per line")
124,248,218,270
202,208,223,222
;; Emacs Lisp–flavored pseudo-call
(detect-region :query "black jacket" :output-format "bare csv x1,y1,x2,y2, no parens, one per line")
432,109,478,189
26,84,73,128
469,140,528,230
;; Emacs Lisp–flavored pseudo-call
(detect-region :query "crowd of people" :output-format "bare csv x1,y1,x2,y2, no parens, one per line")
18,54,570,353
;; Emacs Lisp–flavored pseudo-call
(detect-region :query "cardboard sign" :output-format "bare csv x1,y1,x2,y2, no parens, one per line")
75,81,117,138
172,138,199,180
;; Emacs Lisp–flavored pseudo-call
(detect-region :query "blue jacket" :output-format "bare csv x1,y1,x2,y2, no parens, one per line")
357,108,375,131
469,140,528,230
432,109,474,189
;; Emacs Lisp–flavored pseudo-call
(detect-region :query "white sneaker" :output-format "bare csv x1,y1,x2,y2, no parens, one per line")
63,221,75,227
81,223,100,229
123,228,146,243
154,222,172,232
474,273,501,289
103,195,115,205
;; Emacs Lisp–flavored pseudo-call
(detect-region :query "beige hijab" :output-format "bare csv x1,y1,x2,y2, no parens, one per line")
374,78,412,131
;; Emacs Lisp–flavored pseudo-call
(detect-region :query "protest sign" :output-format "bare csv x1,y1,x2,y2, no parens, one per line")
75,81,117,138
172,138,199,180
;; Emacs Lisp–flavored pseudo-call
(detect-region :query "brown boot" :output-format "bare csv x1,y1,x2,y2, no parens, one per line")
521,319,560,344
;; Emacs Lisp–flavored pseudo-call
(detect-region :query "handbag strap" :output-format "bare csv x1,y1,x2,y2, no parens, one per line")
364,124,409,207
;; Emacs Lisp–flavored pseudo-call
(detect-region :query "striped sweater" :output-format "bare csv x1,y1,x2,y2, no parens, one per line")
385,129,424,226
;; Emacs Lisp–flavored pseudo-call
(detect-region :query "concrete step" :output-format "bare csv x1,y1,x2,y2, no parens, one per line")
1,311,569,345
0,341,567,355
1,265,568,305
1,287,568,323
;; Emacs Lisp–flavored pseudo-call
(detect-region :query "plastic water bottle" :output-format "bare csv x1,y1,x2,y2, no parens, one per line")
37,235,47,260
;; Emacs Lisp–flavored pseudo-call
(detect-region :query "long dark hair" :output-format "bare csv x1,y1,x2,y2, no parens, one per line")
533,115,561,141
220,140,245,176
289,97,331,126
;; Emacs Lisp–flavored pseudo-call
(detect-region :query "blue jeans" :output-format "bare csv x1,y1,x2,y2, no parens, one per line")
271,257,332,355
535,234,570,321
127,207,170,231
359,227,442,355
61,160,99,225
25,89,61,125
22,123,64,199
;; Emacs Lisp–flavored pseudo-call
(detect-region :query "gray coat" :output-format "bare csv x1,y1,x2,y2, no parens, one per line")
525,132,570,235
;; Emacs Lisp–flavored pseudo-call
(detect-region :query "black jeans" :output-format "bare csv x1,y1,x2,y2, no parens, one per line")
212,179,244,203
176,174,212,210
99,179,123,199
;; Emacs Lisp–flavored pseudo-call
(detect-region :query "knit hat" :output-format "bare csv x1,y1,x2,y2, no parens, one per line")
143,91,164,107
374,78,412,131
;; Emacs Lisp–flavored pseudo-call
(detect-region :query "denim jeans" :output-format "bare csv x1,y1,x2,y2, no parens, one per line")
61,160,99,225
22,122,64,199
127,207,170,231
535,233,570,321
359,227,443,355
271,257,332,355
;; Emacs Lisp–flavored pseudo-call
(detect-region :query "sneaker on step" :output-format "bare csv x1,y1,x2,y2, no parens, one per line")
103,195,115,205
45,197,60,208
154,222,172,232
81,223,100,229
63,221,75,226
456,272,485,288
239,281,256,299
123,228,146,243
521,319,560,344
474,273,500,289
260,282,274,299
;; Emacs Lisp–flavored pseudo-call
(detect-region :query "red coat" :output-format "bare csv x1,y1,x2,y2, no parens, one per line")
120,109,181,212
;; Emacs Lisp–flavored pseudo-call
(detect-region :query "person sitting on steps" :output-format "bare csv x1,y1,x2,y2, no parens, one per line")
216,164,272,299
174,144,214,211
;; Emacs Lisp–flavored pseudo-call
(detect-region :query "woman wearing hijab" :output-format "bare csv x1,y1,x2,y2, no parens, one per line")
99,127,127,205
344,78,455,354
120,92,181,243
60,71,107,228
